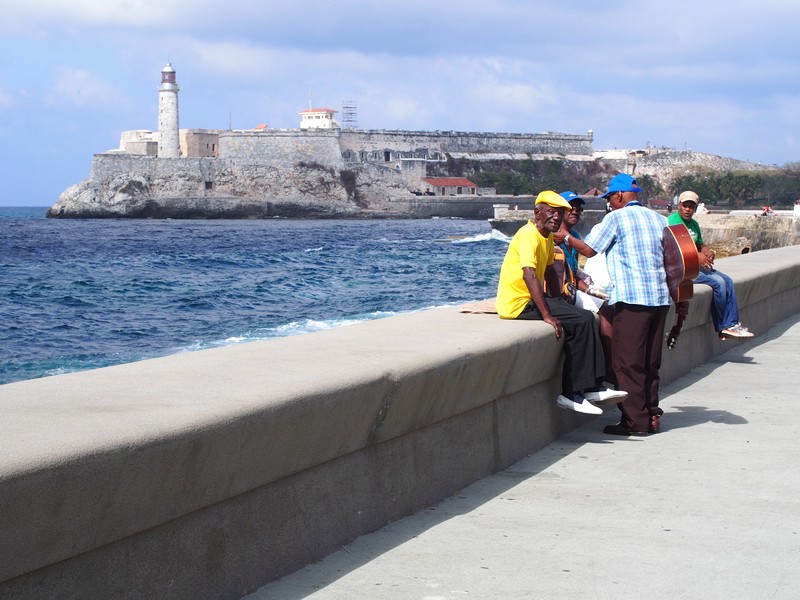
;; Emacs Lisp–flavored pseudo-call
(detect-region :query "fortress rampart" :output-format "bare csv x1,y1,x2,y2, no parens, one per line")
338,129,594,159
219,129,346,167
2,246,799,599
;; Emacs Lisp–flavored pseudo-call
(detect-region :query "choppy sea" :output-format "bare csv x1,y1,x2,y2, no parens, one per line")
1,207,510,385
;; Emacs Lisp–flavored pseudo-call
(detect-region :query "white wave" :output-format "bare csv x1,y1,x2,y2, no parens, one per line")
175,311,403,354
451,232,495,244
304,247,324,252
491,229,512,243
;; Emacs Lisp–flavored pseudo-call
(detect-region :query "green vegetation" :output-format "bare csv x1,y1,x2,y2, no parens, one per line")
669,165,800,207
437,156,800,208
438,157,612,197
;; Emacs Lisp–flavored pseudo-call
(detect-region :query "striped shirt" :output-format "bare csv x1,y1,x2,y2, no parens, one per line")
584,202,670,307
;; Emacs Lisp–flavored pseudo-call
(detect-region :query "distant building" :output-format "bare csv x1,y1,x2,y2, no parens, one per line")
299,108,340,130
179,129,221,158
117,130,159,156
422,177,477,196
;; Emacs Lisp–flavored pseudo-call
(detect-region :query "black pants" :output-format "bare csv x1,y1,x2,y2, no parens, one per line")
612,303,669,431
517,297,605,394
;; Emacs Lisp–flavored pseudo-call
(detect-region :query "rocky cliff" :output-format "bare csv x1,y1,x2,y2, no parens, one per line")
47,155,418,219
602,150,776,185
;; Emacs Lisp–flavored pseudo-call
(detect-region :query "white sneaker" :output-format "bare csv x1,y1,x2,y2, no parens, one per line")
556,394,603,415
720,323,754,338
583,387,629,403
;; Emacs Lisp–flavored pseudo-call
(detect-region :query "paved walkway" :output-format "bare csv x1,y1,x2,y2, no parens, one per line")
246,313,800,600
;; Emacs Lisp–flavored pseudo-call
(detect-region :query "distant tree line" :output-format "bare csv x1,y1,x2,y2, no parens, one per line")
667,165,800,207
438,157,612,198
436,157,800,208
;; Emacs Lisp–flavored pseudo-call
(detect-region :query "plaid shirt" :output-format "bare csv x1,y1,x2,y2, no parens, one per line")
584,202,670,306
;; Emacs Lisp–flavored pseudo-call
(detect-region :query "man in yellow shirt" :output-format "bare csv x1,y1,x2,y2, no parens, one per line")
496,191,627,414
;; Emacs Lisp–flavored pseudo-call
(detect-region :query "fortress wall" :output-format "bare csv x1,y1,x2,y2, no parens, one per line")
219,130,346,169
339,129,593,156
386,195,502,218
2,246,799,599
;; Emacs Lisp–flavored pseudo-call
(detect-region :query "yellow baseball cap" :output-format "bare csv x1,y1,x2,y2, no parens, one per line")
535,190,572,209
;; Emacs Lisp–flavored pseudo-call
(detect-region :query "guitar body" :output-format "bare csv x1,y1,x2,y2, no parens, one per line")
663,223,700,303
663,223,700,348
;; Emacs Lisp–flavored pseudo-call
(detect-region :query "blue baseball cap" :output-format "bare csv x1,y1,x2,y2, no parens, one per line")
600,174,642,198
560,191,585,205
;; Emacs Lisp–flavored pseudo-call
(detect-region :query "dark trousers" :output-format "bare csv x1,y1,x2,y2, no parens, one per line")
517,297,605,394
612,303,669,431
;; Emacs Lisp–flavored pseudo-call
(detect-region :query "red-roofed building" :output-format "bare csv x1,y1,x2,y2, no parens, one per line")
422,177,478,196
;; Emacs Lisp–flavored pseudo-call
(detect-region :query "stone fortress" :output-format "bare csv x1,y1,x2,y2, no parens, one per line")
47,64,768,219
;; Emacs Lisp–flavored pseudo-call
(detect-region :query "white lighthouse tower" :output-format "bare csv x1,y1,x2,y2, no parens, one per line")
157,63,180,158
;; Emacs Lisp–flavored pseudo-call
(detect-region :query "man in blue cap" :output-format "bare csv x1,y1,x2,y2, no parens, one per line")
553,191,615,381
564,174,670,435
496,190,627,416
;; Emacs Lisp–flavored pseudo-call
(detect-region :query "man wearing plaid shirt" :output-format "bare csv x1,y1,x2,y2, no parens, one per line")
565,174,670,436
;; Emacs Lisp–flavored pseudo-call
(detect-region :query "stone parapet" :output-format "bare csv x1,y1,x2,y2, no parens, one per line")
2,246,799,599
339,129,593,157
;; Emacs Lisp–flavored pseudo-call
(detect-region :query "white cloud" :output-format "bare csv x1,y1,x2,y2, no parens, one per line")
0,0,195,31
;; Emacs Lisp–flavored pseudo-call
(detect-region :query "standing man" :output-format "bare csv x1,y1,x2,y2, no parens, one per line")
496,190,626,415
668,190,753,339
565,174,670,436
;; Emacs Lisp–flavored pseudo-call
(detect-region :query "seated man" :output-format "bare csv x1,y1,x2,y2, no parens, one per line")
495,190,627,415
668,191,754,339
553,191,616,384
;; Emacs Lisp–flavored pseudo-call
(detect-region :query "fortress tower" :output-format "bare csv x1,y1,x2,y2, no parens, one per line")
157,63,180,158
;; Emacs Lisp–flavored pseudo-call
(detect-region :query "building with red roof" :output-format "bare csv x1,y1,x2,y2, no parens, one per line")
422,177,477,196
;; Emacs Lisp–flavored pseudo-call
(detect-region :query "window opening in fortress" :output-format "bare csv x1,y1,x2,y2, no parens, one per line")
205,181,213,190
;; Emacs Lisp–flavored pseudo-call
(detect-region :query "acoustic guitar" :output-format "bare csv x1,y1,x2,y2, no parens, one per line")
663,223,700,349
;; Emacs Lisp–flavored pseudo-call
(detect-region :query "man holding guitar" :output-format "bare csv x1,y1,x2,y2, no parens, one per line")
668,191,754,339
564,174,671,436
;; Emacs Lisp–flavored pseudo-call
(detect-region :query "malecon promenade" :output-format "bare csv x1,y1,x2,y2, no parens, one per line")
1,245,799,599
252,312,800,600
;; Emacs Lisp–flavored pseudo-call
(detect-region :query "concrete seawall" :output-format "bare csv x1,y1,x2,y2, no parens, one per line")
2,245,800,599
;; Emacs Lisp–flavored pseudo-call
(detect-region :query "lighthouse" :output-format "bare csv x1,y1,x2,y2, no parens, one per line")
157,63,180,158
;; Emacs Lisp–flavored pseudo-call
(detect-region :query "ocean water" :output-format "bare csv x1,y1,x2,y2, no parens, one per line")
0,207,509,385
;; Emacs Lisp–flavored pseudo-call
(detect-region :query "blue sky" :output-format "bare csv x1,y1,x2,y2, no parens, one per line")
1,0,798,206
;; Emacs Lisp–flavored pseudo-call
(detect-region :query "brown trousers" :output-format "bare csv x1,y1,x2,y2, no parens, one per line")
612,303,669,431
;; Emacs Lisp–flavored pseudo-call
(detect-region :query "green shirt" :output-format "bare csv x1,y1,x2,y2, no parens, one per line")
668,212,704,247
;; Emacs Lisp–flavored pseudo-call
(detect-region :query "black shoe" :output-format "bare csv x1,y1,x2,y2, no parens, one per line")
603,424,648,437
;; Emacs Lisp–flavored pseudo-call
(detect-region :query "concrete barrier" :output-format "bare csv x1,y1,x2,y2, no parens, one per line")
2,245,799,600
